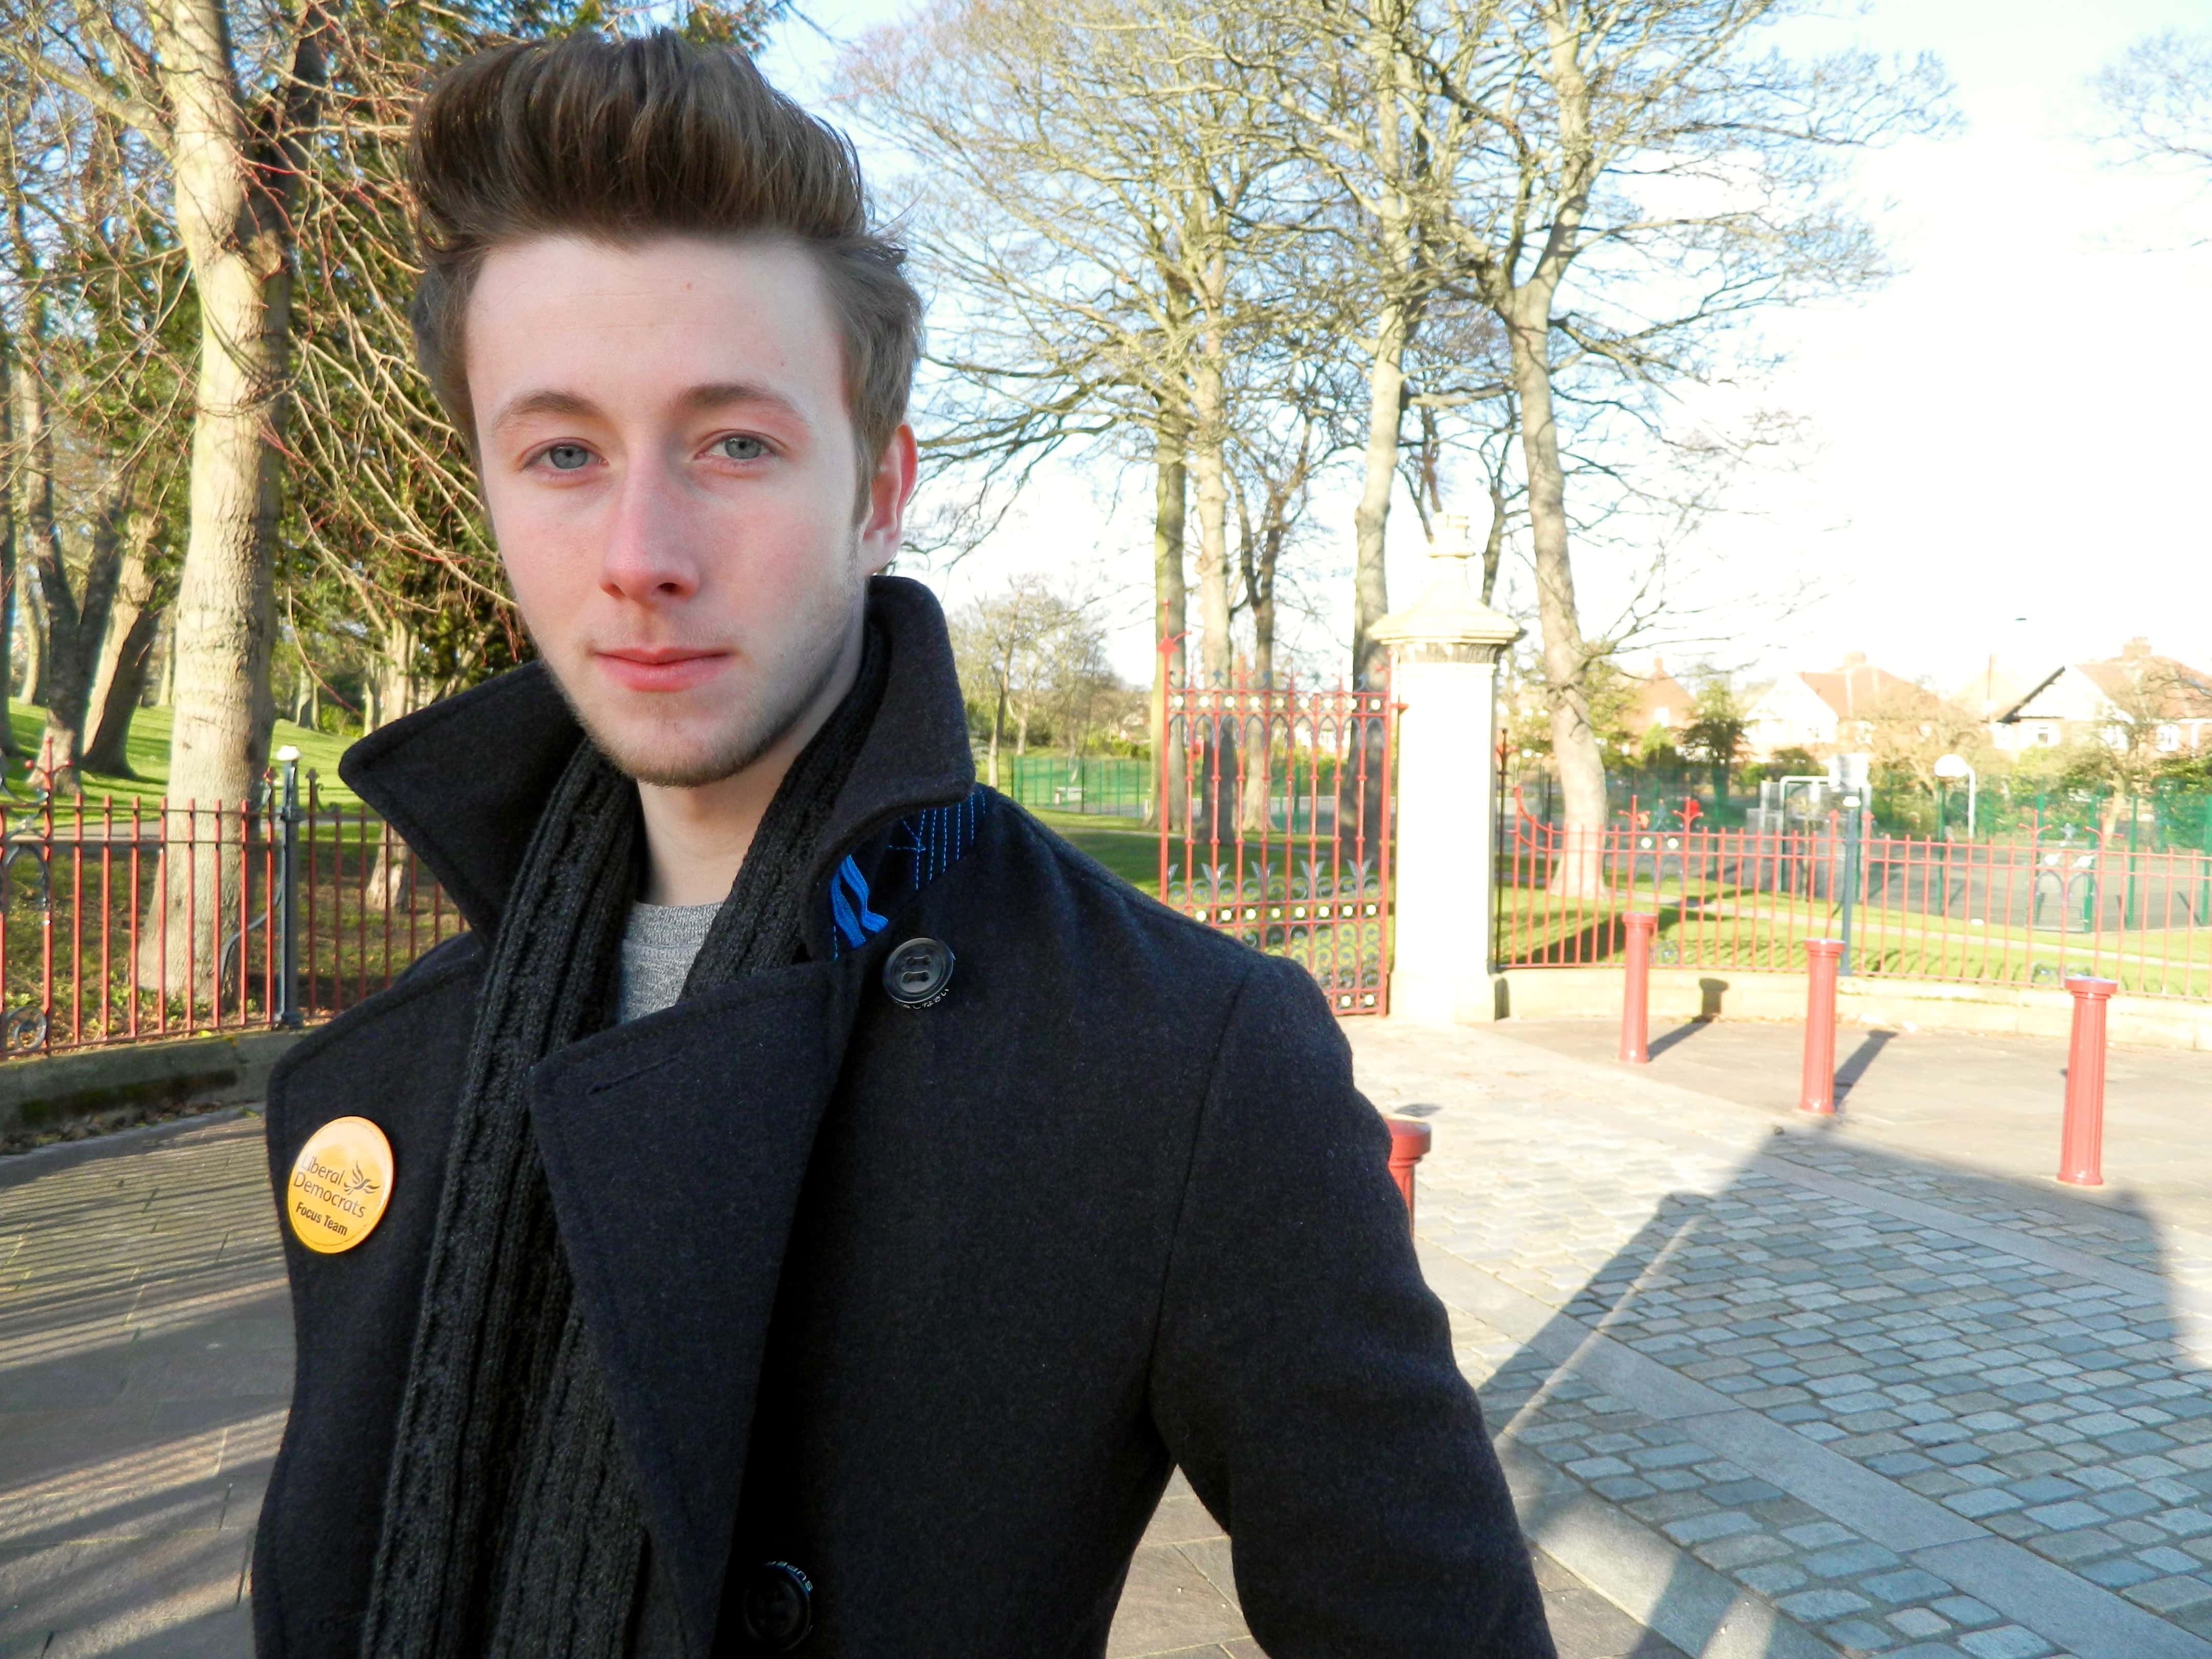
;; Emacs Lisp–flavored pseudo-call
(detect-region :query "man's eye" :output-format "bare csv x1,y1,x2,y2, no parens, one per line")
715,436,769,462
542,444,593,472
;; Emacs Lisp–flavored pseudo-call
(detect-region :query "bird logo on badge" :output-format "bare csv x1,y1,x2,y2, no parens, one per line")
287,1116,395,1254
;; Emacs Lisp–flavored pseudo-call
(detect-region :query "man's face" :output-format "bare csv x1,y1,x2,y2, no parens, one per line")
467,233,914,786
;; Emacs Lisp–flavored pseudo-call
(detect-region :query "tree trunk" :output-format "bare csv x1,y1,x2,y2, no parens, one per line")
1506,281,1608,899
17,576,45,710
988,670,1008,791
32,457,136,793
1188,406,1235,840
82,608,163,778
83,513,165,776
1238,496,1281,835
1352,295,1409,690
363,821,409,913
1150,407,1188,832
373,611,416,728
11,357,69,749
1188,288,1238,841
1481,478,1507,606
1189,422,1232,687
141,0,330,997
0,337,15,757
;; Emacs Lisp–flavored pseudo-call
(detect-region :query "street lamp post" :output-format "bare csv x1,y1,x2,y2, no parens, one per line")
1934,753,1976,838
1829,753,1870,976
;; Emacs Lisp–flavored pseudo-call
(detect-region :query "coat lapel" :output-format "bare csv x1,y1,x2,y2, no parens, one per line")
525,954,866,1657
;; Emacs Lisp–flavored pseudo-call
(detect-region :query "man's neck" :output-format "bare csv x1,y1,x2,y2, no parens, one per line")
634,620,866,906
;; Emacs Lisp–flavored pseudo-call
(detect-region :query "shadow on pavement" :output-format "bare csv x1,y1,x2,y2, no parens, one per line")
0,1120,280,1657
1479,1123,2205,1659
1645,1023,1711,1060
1831,1030,1895,1100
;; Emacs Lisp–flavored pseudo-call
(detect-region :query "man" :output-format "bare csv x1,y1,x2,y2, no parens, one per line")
254,30,1554,1659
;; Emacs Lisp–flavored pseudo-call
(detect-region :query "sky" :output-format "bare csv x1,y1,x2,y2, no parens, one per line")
757,0,2212,697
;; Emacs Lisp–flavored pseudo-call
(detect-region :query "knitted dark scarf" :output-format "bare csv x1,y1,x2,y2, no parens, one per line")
359,626,888,1659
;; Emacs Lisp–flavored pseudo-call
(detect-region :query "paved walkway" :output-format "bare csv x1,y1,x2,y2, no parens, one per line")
1355,1017,2212,1659
3,1012,2208,1656
0,1118,281,1656
1499,1017,2212,1235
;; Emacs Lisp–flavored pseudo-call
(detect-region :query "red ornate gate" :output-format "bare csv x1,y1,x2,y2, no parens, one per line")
1157,673,1396,1014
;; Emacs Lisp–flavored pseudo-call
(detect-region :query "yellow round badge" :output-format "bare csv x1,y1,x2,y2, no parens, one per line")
286,1117,394,1254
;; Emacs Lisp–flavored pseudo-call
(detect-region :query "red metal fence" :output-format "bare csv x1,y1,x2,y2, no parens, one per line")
1158,674,1395,1013
1499,809,2212,1001
1,768,464,1059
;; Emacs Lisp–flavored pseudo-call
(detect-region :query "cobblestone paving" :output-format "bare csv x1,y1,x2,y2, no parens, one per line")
1352,1018,2212,1659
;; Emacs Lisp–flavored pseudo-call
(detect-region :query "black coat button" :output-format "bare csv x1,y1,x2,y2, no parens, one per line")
882,938,954,1009
739,1559,813,1650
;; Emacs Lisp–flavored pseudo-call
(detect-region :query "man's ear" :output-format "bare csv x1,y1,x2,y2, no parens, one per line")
858,423,919,575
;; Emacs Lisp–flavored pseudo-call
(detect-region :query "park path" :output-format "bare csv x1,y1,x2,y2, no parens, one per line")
10,1011,2207,1655
1356,1017,2212,1659
0,1117,281,1657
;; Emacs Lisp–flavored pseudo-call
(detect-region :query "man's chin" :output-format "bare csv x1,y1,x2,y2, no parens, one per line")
589,726,777,789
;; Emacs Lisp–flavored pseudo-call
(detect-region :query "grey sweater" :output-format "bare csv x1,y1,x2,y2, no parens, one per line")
615,902,721,1024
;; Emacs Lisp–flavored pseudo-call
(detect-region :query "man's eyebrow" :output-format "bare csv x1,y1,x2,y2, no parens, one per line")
486,381,809,436
487,388,600,434
675,381,807,422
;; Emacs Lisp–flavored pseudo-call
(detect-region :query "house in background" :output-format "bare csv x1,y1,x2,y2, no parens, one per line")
1995,639,2212,755
1951,658,2033,725
1628,657,1695,740
1744,653,1944,759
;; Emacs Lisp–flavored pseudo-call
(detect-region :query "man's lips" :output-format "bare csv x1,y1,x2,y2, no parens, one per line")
593,648,732,693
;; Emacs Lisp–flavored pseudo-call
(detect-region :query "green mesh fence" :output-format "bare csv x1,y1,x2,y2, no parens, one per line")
990,754,1152,818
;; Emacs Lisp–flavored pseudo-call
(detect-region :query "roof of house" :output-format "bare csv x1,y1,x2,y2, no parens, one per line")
2074,639,2212,720
1951,662,2032,721
1998,640,2212,724
1794,655,1942,721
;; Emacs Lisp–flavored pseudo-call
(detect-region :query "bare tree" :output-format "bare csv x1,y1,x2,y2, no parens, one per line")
1405,1,1950,894
1189,0,1516,687
2089,30,2212,185
842,0,1326,853
949,575,1101,791
0,79,193,788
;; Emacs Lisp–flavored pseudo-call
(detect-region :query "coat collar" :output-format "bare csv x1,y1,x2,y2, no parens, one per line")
336,574,976,941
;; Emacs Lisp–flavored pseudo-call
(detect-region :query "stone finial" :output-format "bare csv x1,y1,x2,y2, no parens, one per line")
1371,513,1523,664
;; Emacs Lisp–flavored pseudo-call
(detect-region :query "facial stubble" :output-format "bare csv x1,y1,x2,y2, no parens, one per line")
550,550,865,789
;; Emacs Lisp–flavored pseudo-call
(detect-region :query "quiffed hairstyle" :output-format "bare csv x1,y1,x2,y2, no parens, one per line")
406,31,921,496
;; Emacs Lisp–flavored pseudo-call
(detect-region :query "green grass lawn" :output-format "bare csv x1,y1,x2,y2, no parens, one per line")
1499,878,2212,999
5,703,362,809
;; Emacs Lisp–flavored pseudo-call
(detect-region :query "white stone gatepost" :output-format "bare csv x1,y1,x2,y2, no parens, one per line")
1370,515,1522,1025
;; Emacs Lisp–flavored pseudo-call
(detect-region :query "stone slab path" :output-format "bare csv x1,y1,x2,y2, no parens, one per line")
0,1116,282,1657
1499,1017,2212,1236
1352,1017,2212,1659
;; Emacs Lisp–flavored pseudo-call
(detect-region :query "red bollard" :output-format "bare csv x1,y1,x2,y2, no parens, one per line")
2058,976,2118,1187
1386,1118,1432,1232
1620,913,1657,1064
1800,939,1845,1115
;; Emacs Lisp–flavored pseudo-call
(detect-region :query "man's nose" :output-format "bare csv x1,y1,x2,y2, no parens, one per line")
599,454,699,603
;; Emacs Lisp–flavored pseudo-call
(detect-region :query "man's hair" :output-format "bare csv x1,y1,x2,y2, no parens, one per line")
407,30,921,495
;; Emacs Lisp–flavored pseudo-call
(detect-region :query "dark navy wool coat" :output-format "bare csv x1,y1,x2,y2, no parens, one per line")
252,577,1555,1658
